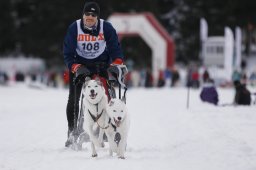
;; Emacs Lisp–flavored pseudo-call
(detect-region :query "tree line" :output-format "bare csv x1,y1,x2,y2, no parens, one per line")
0,0,255,67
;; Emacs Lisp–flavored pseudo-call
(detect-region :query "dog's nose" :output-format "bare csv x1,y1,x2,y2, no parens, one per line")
90,89,95,94
117,117,122,121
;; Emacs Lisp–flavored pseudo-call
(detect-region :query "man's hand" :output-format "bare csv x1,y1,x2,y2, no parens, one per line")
71,64,82,73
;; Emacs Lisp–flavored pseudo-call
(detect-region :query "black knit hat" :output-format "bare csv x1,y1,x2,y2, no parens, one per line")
83,2,100,16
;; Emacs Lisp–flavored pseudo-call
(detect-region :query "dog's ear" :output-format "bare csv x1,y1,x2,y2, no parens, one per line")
109,100,114,106
96,80,103,87
84,77,91,87
93,77,104,87
121,96,126,104
82,83,86,89
85,76,91,82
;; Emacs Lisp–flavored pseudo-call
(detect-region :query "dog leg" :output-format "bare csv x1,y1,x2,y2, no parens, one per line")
117,137,127,159
91,136,101,147
117,149,125,159
98,129,105,148
77,132,89,150
91,142,97,157
118,156,125,159
104,132,113,156
87,125,102,148
109,148,113,156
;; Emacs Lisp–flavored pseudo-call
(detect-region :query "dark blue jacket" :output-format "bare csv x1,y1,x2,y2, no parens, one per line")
63,19,123,72
200,84,219,105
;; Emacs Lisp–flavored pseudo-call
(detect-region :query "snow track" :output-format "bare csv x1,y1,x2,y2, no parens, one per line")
0,85,256,170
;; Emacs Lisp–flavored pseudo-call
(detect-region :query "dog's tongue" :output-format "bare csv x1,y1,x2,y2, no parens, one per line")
90,93,97,98
115,119,121,127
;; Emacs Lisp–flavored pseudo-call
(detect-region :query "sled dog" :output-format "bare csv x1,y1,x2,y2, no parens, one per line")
105,98,130,159
81,79,108,157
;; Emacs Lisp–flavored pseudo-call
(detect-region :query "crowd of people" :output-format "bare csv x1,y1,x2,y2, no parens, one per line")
1,65,256,105
0,69,66,88
199,68,255,106
124,67,180,88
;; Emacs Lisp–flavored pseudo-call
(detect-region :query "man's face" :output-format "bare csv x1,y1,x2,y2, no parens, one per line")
83,12,97,28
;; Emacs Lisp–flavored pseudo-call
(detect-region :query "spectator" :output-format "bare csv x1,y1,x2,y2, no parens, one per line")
191,69,200,88
249,70,256,86
241,71,248,85
125,71,132,88
200,79,218,105
164,67,172,87
232,69,241,85
139,69,146,87
171,67,180,87
157,70,165,87
0,71,8,85
15,72,25,82
202,69,210,82
131,69,140,87
145,68,153,87
234,80,251,105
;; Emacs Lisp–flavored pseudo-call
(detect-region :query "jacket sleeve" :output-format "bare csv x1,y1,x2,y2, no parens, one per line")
103,21,124,62
63,22,77,70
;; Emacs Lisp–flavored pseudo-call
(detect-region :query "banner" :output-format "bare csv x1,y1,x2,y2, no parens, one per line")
200,18,208,42
224,27,234,81
235,27,242,68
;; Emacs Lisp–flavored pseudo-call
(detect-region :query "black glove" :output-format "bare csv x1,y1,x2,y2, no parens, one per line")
73,66,91,85
107,65,128,87
108,65,119,81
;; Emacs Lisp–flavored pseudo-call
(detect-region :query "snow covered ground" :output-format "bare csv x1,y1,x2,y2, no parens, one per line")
0,84,256,170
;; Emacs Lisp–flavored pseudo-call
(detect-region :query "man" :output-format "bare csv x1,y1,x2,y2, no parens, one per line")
63,1,125,147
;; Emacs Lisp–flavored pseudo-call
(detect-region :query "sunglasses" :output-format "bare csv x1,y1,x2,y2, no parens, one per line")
84,12,97,17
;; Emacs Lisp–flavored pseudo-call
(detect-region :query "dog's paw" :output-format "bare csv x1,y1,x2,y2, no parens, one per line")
100,142,105,148
118,156,125,159
92,153,98,157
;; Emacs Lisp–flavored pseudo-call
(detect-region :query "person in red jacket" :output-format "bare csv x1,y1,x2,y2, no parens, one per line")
63,1,125,147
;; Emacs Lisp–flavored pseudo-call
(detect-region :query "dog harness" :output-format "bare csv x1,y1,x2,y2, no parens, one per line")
109,118,117,131
88,109,103,122
107,118,121,146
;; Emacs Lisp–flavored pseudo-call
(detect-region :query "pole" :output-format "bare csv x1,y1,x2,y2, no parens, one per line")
187,86,190,109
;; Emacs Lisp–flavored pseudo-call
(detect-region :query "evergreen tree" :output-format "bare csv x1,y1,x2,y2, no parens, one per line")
0,1,16,54
1,0,256,66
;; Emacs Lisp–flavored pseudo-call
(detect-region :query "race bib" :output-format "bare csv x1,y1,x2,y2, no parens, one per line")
76,19,106,59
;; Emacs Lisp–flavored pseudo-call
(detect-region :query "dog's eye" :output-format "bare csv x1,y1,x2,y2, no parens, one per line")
121,110,123,112
113,110,116,112
95,85,98,87
88,86,91,88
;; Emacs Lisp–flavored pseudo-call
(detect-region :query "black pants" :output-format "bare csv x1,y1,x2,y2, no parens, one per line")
66,72,83,131
66,70,109,132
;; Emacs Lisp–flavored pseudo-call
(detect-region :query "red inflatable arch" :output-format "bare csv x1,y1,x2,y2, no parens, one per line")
108,12,175,81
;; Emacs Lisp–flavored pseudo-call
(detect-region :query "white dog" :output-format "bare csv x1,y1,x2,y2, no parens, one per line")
105,98,130,159
80,79,108,157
